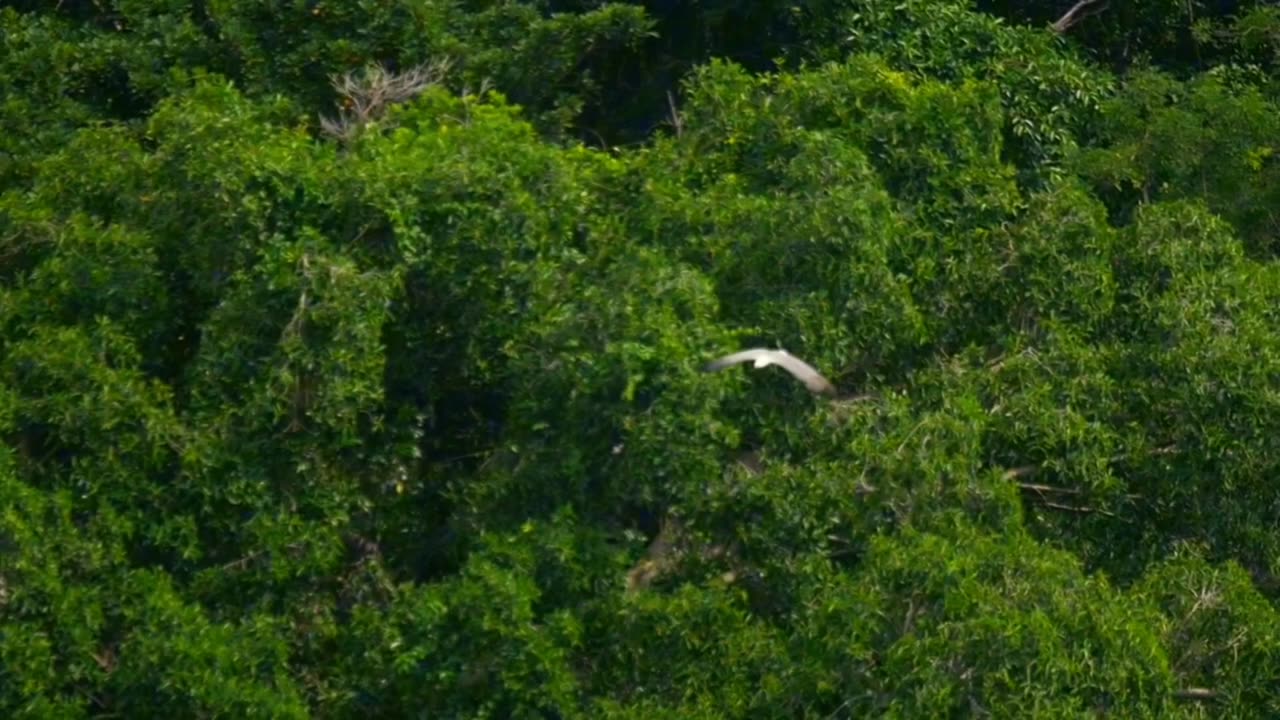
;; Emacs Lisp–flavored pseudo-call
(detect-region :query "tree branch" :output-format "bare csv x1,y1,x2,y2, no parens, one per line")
1017,481,1080,495
1051,0,1108,34
1041,500,1115,517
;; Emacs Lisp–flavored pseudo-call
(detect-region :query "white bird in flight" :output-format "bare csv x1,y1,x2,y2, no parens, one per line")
702,348,837,396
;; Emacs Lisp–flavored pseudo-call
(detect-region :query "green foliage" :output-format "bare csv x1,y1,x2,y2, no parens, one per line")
0,463,307,718
983,0,1280,90
0,10,106,186
1073,69,1280,253
797,526,1177,717
1134,552,1280,716
6,0,1280,716
794,0,1114,180
0,0,657,163
327,526,587,717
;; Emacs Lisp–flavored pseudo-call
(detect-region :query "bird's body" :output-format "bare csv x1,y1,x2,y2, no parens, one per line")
702,348,836,396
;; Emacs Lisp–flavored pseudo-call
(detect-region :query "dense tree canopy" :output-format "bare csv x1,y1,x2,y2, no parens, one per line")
3,0,1280,716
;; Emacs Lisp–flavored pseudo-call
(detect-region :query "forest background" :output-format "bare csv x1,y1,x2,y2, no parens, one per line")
4,0,1280,716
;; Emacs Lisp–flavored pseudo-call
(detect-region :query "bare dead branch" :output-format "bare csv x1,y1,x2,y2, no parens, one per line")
220,542,307,573
1017,481,1081,495
221,549,265,572
1040,501,1119,519
666,90,684,137
625,513,743,593
91,646,117,673
319,59,453,142
1173,688,1217,701
1041,501,1094,514
1051,0,1109,34
735,449,763,476
902,596,921,636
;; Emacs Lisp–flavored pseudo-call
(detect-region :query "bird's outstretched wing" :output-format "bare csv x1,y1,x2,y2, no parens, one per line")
702,348,837,396
769,352,837,395
702,349,771,373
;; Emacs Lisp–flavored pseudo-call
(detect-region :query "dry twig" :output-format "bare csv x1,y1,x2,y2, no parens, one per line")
1041,500,1117,517
1051,0,1108,34
320,59,452,142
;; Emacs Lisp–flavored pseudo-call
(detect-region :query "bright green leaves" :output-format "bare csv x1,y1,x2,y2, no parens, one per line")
110,571,308,719
1074,70,1280,254
2,467,307,719
492,244,732,518
975,180,1119,335
0,469,125,718
0,216,171,364
6,2,1280,715
0,10,126,186
798,0,1113,177
0,319,198,598
1135,553,1280,716
173,233,401,608
580,523,1177,717
586,581,789,717
641,58,999,394
830,527,1175,718
675,57,1021,232
1098,203,1280,580
325,513,598,717
332,87,739,534
187,231,398,447
1,321,180,500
